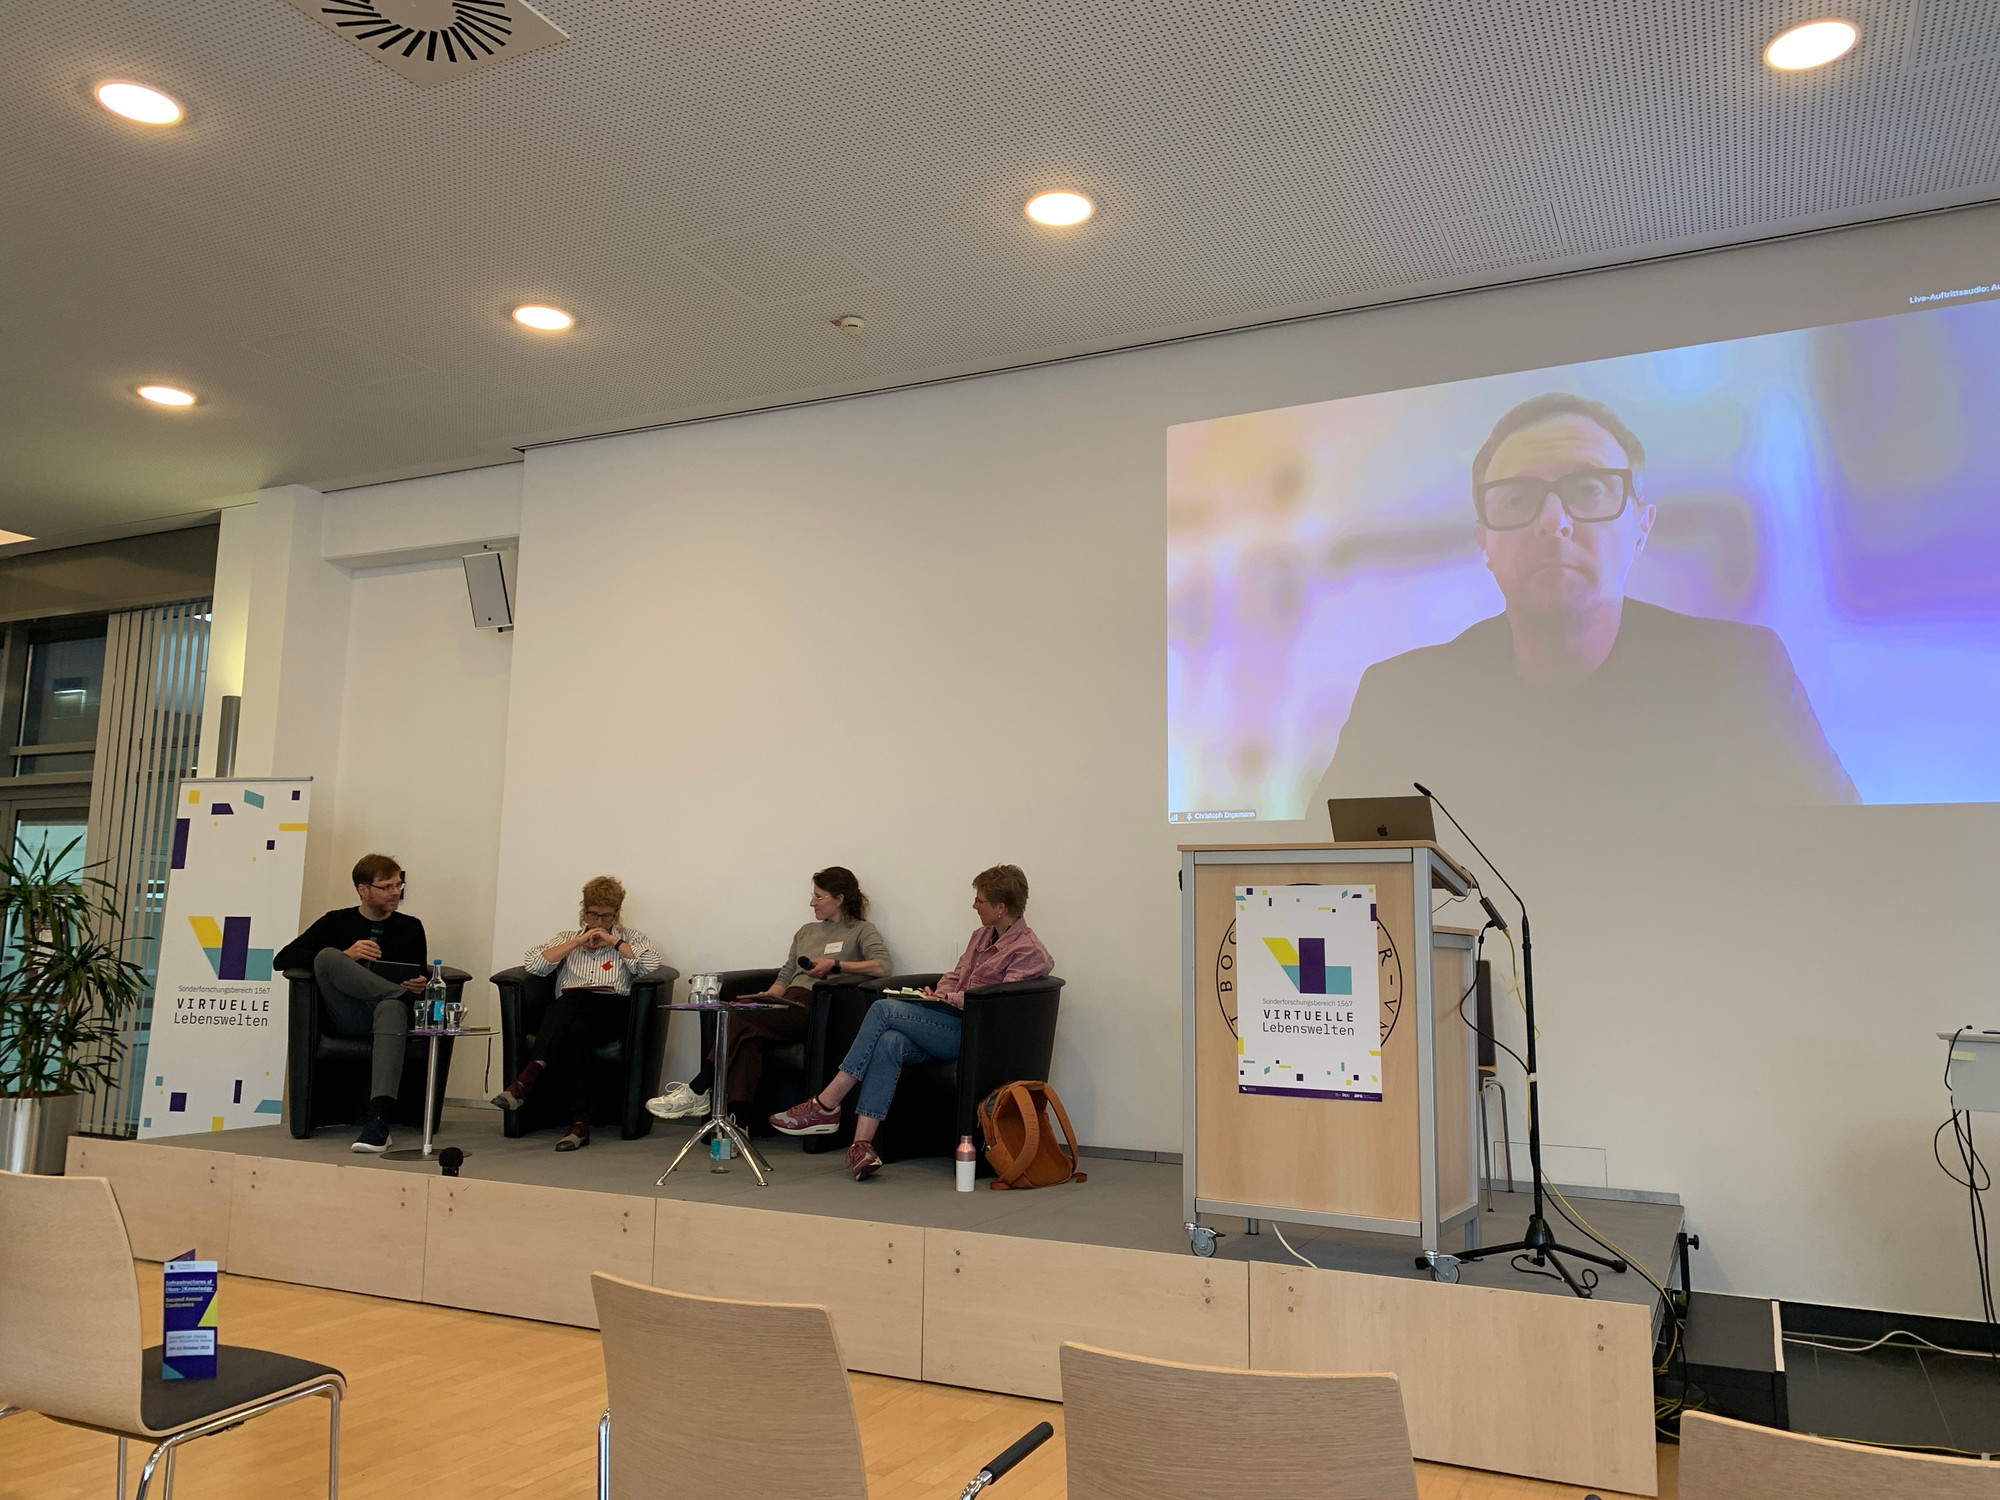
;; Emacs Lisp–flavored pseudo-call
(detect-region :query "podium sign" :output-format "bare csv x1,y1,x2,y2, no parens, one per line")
1182,841,1479,1257
1237,884,1382,1101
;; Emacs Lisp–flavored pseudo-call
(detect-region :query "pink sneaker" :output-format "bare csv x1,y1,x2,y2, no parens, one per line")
847,1141,882,1180
769,1096,840,1136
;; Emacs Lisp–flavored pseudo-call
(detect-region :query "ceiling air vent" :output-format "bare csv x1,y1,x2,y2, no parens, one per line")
278,0,567,87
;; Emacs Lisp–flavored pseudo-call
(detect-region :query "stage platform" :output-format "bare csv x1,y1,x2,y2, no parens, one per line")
68,1113,1680,1495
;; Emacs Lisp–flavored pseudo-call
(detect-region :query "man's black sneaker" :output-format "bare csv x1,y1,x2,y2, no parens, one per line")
351,1117,392,1154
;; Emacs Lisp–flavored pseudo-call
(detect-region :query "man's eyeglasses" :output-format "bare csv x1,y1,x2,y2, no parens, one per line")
582,908,619,923
1475,468,1635,531
367,880,406,895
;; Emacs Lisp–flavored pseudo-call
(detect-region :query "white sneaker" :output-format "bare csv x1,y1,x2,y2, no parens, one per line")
646,1083,708,1120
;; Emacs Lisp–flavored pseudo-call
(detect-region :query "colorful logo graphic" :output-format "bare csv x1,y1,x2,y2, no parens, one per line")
1262,937,1352,995
189,916,274,982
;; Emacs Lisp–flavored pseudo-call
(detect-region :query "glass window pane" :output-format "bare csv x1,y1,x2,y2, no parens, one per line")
21,634,107,747
3,808,91,970
13,752,95,776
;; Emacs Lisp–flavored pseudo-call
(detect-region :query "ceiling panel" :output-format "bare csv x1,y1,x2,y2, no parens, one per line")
2,0,1997,535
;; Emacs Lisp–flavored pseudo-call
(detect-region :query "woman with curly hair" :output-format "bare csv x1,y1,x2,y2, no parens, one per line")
492,875,663,1151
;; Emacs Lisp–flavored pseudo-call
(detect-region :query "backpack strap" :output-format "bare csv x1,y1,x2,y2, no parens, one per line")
977,1088,1024,1185
988,1081,1042,1190
1038,1083,1088,1184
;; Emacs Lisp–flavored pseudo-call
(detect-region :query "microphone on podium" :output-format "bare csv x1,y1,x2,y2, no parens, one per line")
1413,781,1525,920
438,1147,464,1177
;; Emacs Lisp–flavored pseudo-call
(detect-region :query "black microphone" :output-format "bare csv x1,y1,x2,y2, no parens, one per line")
974,1422,1054,1488
1413,782,1525,919
438,1147,464,1177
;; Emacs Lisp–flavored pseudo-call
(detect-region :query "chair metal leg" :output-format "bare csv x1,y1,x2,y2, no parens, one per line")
327,1386,342,1500
128,1379,344,1500
1481,1075,1515,1193
117,1435,128,1498
597,1409,611,1500
135,1439,172,1500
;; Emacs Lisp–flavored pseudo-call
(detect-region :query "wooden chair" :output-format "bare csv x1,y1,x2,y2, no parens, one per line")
591,1272,866,1500
1060,1342,1418,1500
1680,1410,2000,1499
0,1171,343,1499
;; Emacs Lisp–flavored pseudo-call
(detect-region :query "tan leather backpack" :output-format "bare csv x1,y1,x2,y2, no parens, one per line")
977,1080,1088,1190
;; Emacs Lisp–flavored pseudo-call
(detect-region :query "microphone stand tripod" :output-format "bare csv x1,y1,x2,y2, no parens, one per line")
1414,783,1626,1299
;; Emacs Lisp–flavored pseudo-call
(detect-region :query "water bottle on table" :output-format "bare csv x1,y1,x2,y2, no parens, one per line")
424,960,447,1028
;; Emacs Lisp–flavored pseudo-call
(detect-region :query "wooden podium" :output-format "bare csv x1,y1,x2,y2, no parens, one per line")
1180,841,1480,1262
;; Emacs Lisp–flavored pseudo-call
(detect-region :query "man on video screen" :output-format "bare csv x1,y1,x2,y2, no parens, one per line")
1315,392,1858,812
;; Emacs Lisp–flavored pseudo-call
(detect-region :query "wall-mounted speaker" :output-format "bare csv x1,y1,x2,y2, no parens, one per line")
462,550,514,631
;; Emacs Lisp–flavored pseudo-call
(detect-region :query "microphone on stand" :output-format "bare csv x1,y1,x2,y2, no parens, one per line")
1409,782,1626,1297
438,1147,464,1177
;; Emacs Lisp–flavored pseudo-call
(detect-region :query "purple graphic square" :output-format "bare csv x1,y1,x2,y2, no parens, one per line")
171,818,190,869
1299,936,1326,993
212,803,233,815
220,917,250,981
291,789,301,800
232,1080,243,1104
266,840,275,850
169,1092,187,1112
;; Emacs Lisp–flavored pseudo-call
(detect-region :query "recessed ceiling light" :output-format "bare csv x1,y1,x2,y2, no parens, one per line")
1765,19,1858,70
136,384,196,407
96,82,183,125
512,304,574,331
1025,191,1094,227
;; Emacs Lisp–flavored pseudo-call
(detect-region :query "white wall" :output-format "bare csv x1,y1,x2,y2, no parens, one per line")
210,467,522,1098
325,558,514,1096
481,202,2000,1321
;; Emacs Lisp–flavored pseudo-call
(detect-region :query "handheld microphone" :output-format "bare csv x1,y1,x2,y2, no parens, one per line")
438,1147,464,1177
962,1422,1054,1497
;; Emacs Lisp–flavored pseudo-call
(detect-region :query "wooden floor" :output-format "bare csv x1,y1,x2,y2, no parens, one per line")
0,1265,1679,1499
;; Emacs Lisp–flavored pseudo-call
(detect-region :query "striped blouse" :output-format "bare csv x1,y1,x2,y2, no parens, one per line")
523,928,664,995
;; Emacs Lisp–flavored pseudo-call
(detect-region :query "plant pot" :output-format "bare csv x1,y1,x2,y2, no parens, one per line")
0,1091,83,1174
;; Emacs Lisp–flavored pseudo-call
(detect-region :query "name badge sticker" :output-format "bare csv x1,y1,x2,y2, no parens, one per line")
823,942,843,954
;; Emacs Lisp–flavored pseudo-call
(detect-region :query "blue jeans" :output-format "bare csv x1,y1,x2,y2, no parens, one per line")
838,999,962,1121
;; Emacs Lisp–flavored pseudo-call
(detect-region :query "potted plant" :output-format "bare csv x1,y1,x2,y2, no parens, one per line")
0,838,147,1173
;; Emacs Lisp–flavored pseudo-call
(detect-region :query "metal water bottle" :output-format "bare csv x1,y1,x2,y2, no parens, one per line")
956,1135,977,1192
424,960,447,1028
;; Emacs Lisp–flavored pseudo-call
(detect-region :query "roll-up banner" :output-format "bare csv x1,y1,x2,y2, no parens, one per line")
138,778,313,1139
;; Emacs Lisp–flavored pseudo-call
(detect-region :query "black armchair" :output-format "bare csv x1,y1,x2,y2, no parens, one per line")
862,972,1066,1166
490,966,679,1140
284,966,471,1140
697,970,870,1151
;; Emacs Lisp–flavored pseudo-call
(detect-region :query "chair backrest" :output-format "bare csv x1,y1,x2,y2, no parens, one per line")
1060,1342,1418,1500
1679,1411,2000,1500
0,1171,146,1433
591,1274,867,1500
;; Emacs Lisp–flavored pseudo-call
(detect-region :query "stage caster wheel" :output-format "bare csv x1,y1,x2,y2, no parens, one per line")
1188,1223,1218,1258
1422,1251,1461,1284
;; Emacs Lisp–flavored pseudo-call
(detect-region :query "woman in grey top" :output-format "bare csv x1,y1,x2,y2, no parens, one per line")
647,866,889,1121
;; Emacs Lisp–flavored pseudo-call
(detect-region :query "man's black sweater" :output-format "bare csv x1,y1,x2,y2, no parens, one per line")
274,908,428,974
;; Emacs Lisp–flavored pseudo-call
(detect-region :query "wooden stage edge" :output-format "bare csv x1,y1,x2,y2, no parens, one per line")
66,1135,1659,1497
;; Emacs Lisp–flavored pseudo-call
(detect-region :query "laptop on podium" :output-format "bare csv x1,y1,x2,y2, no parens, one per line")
1327,794,1436,843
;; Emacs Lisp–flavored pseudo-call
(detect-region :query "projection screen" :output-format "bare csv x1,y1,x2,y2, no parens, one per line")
1168,294,2000,826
